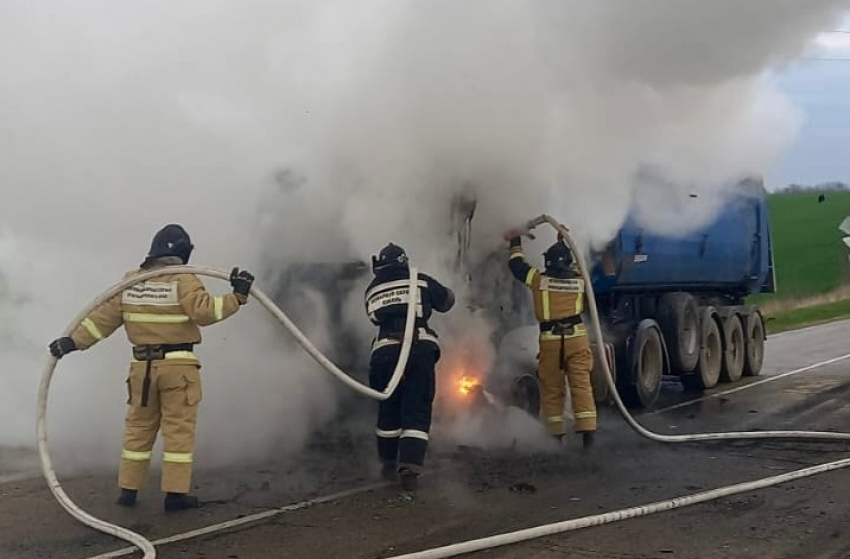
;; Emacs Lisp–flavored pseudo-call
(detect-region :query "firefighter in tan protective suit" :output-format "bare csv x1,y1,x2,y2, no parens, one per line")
48,224,255,511
506,230,597,449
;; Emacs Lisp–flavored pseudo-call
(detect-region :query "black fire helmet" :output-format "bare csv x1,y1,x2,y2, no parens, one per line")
144,224,194,265
372,242,409,274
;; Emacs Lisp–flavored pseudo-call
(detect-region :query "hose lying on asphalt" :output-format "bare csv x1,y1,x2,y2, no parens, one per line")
385,454,850,559
381,215,850,559
38,265,420,559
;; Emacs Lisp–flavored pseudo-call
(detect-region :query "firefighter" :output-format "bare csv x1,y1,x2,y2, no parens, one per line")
365,243,455,492
505,230,596,449
48,224,255,512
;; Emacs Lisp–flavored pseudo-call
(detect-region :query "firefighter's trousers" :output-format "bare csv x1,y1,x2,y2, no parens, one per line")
119,358,202,494
538,334,597,435
368,342,438,474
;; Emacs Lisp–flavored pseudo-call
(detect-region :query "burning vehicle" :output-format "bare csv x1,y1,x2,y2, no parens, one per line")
261,174,774,434
259,193,618,429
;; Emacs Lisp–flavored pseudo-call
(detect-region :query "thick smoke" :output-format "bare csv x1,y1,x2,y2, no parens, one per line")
1,1,847,470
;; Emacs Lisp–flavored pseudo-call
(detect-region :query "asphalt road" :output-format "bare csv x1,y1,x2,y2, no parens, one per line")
3,320,850,559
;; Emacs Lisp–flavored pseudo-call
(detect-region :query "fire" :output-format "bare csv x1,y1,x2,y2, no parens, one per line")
458,375,481,396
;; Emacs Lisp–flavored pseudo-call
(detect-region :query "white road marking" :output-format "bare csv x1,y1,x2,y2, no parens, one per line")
84,480,393,559
647,352,850,416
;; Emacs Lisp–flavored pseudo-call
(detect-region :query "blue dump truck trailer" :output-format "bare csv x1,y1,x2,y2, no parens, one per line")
485,178,776,412
583,178,775,408
266,178,775,413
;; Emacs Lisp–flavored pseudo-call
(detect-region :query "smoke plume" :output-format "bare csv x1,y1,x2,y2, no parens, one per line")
1,1,847,471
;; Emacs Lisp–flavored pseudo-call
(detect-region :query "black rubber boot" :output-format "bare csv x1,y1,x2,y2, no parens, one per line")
380,463,398,482
582,431,595,450
117,488,137,508
399,468,418,492
164,492,200,512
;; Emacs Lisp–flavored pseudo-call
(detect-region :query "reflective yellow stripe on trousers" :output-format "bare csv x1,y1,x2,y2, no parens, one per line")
121,449,152,461
575,411,597,419
163,452,193,464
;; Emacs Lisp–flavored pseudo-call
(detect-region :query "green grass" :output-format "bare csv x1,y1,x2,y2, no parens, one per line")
752,191,850,304
766,298,850,333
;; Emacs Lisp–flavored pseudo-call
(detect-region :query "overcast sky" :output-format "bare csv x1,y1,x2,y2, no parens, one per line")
767,12,850,188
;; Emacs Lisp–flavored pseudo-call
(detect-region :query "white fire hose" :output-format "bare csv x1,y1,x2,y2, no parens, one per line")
37,220,850,559
38,265,420,559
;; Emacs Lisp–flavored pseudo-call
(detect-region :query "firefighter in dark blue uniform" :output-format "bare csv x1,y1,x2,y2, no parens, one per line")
365,243,455,492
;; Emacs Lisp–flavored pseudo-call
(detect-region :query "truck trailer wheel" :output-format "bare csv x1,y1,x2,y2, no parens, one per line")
681,307,722,391
720,313,745,383
622,321,664,409
743,310,765,377
657,293,700,374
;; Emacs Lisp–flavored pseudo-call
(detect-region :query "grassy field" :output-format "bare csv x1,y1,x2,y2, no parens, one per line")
765,298,850,333
755,190,850,331
760,191,850,300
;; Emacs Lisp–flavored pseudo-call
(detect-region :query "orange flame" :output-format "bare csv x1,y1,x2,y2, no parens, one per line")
458,375,481,396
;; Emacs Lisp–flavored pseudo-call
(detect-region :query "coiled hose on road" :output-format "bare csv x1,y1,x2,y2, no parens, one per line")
38,220,850,559
38,266,422,559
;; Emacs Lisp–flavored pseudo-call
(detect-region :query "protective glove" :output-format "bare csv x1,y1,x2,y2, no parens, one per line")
230,267,255,303
49,337,77,359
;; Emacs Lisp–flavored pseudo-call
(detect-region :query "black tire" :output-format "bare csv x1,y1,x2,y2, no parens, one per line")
720,313,745,383
743,310,765,377
511,374,541,417
681,307,722,391
622,322,664,409
657,293,700,374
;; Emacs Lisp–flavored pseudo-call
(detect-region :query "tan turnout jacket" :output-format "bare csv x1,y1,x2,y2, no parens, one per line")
71,259,245,352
